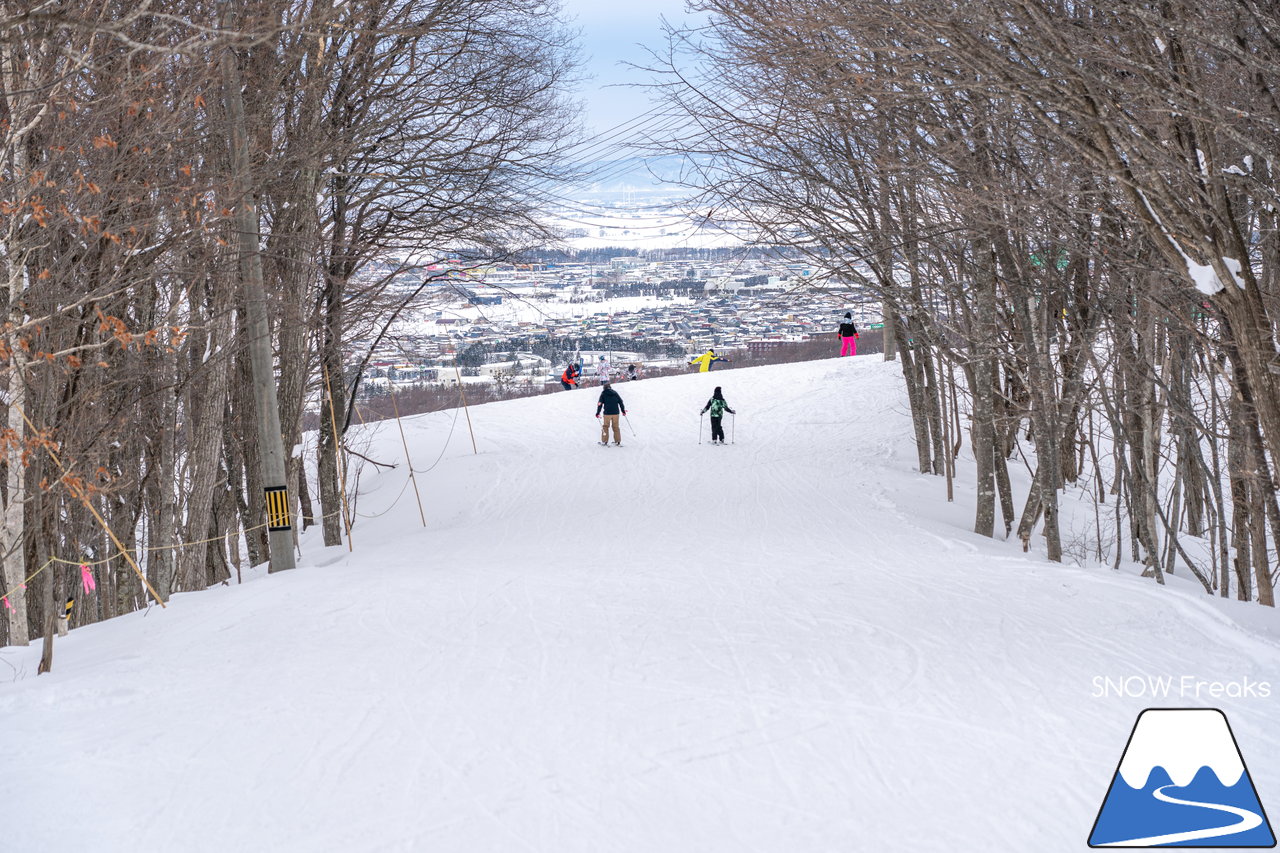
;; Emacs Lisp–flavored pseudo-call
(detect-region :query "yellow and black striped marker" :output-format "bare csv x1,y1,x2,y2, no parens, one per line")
264,486,292,532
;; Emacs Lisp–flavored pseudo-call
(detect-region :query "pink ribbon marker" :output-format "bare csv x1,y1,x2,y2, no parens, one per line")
80,564,96,594
2,596,10,611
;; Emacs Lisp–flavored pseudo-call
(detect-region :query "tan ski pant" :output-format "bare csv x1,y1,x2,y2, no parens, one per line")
601,414,621,444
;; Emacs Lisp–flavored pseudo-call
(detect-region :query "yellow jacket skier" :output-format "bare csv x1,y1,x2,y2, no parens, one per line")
688,348,727,373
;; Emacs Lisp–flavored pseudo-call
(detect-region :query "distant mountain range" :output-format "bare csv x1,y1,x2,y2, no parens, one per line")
564,154,700,198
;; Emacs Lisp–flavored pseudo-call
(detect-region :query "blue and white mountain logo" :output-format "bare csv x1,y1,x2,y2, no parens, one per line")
1089,708,1275,847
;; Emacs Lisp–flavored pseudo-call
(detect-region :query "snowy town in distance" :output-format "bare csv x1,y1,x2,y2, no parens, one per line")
359,253,884,394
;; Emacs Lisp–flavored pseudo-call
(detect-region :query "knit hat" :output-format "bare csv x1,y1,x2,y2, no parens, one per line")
845,312,852,319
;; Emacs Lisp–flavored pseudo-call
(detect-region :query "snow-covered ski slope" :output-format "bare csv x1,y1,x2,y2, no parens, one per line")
3,357,1278,852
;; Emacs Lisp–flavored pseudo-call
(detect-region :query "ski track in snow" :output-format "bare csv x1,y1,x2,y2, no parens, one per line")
0,357,1277,852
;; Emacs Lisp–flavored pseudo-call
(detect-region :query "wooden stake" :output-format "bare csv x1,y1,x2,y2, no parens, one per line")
388,383,427,527
323,363,354,551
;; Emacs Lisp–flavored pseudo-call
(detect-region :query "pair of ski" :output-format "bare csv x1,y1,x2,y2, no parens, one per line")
598,442,623,447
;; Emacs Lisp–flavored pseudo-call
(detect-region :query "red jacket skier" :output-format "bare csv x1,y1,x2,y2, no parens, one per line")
560,363,580,390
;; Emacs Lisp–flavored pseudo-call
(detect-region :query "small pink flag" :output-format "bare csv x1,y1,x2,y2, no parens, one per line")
2,596,10,611
80,564,96,594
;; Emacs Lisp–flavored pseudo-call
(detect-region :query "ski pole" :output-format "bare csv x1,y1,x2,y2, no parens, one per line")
731,412,735,444
624,413,636,436
699,412,704,444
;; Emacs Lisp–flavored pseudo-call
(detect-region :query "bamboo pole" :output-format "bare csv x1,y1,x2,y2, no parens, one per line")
388,382,427,527
322,363,354,550
453,361,478,455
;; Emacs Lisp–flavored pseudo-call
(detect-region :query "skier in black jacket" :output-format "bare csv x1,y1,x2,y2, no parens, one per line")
838,312,859,356
595,383,627,445
700,386,736,445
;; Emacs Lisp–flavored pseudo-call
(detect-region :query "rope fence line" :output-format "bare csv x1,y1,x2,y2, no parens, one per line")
352,398,468,518
8,397,166,608
4,374,477,608
411,402,462,475
353,476,414,520
0,505,349,606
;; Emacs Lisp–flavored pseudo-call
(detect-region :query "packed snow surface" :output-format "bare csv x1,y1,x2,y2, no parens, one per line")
3,358,1278,852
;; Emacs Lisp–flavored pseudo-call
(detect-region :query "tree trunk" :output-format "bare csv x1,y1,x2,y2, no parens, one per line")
1229,394,1253,601
146,349,179,599
1208,380,1231,597
916,325,946,475
970,260,998,538
1016,294,1063,562
1242,403,1278,607
36,613,54,674
882,302,897,361
227,380,266,568
318,345,347,547
223,49,295,573
1,263,29,647
893,313,935,475
177,274,234,590
993,437,1015,538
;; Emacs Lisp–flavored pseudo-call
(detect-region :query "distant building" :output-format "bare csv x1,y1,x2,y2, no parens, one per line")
460,287,502,305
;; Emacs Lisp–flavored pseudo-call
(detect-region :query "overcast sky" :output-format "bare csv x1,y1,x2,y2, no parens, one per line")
560,0,693,137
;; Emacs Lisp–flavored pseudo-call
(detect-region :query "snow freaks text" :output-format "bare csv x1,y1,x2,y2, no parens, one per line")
1092,676,1272,700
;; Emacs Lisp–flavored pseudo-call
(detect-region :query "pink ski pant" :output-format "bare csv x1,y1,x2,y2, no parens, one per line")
840,336,858,356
